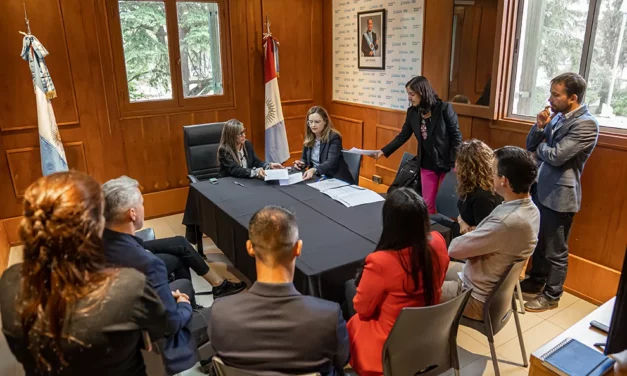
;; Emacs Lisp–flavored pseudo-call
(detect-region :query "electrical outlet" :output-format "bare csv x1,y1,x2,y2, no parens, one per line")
372,175,382,184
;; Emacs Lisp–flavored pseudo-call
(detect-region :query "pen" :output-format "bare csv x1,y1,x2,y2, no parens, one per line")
316,175,327,182
234,181,245,187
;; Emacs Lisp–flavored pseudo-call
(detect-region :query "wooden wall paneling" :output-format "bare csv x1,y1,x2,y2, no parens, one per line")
422,0,454,99
565,254,622,305
374,123,418,185
330,115,363,150
0,221,9,276
139,116,174,192
6,142,88,198
0,0,79,131
458,115,473,140
245,0,265,153
284,116,306,159
143,186,189,219
470,117,491,142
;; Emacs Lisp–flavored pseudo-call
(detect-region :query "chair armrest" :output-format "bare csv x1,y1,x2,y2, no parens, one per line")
188,174,200,184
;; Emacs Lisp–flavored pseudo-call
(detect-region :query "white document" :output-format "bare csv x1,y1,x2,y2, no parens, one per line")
264,169,289,181
323,185,384,207
279,173,304,186
346,147,380,156
307,178,350,192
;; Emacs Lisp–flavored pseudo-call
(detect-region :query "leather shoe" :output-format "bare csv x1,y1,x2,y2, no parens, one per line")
213,280,247,299
525,294,559,312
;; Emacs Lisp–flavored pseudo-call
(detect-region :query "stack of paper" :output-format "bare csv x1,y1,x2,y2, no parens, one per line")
307,178,350,192
322,185,384,208
264,169,290,181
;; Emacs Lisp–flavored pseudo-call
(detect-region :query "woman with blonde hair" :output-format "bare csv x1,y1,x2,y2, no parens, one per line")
293,106,355,183
218,119,283,178
432,139,503,238
0,171,166,375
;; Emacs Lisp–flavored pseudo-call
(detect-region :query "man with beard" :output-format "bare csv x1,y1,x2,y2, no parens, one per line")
523,72,599,312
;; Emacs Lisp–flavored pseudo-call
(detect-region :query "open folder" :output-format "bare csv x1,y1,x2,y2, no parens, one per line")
264,169,289,181
321,185,384,208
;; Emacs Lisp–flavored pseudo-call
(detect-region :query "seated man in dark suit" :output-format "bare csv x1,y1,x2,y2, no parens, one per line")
101,176,241,374
209,206,350,376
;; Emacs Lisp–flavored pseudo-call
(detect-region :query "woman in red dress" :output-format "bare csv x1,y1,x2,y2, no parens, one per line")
347,187,450,376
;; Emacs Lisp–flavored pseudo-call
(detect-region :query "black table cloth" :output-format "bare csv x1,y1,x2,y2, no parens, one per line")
183,177,450,302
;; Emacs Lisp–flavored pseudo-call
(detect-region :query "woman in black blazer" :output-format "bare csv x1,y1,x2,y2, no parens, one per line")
218,119,283,178
431,139,503,238
373,76,462,214
293,106,355,184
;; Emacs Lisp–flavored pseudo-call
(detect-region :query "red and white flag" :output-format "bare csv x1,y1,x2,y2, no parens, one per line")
263,34,289,163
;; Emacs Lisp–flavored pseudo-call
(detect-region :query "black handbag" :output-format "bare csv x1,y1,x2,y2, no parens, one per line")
387,156,422,195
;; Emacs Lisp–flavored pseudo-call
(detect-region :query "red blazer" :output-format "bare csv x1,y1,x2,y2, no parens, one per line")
347,231,449,376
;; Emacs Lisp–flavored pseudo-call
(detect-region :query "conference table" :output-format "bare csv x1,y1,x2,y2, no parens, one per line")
182,176,451,303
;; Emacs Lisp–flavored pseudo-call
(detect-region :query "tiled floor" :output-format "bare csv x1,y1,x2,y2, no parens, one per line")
1,214,601,376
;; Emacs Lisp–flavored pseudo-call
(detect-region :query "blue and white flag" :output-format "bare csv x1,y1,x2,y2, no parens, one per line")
263,34,290,163
21,34,68,176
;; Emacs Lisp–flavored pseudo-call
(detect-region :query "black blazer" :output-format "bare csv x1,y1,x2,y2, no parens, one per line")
382,101,462,172
102,229,198,374
209,282,350,376
218,140,268,178
301,132,355,184
0,264,166,376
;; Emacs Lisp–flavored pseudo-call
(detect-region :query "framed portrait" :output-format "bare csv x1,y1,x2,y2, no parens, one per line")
357,9,386,70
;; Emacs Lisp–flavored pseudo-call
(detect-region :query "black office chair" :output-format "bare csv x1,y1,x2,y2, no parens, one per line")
460,261,528,376
135,228,156,242
399,151,415,169
341,150,362,184
435,171,459,219
183,122,225,183
212,356,321,376
382,289,472,376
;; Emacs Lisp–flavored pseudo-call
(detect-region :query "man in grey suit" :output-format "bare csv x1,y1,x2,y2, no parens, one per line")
523,72,599,312
209,206,350,375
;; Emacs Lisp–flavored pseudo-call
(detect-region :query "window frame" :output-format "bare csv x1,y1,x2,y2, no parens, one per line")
106,0,234,116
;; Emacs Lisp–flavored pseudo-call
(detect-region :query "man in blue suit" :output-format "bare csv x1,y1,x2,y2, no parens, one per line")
102,176,243,373
209,206,350,375
523,72,599,312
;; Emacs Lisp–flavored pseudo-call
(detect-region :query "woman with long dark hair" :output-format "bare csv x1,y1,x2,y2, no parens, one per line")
373,76,462,214
293,106,355,183
0,171,166,375
346,188,450,376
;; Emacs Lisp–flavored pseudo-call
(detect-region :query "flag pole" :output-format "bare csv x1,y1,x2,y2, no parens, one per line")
19,1,31,35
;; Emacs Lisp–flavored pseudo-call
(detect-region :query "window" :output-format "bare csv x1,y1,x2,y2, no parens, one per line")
510,0,627,131
110,0,229,112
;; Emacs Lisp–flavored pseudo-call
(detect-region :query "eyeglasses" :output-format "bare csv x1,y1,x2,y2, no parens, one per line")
238,129,246,136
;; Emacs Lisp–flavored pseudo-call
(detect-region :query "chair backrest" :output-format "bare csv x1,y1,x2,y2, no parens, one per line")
212,357,321,376
483,260,527,338
382,289,472,376
183,122,225,181
435,171,459,219
341,150,362,183
399,151,415,169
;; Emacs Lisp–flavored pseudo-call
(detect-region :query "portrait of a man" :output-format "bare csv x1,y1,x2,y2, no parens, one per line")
361,18,379,57
357,9,385,69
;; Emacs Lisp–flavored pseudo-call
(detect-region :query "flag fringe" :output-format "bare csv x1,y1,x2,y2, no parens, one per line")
46,90,57,100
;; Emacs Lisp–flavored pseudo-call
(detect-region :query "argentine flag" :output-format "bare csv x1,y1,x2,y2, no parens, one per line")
263,34,290,163
21,34,68,176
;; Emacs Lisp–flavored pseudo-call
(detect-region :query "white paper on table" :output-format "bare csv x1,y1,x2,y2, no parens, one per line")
346,147,380,156
322,185,384,207
307,178,350,192
279,173,304,186
264,169,289,181
337,188,384,207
